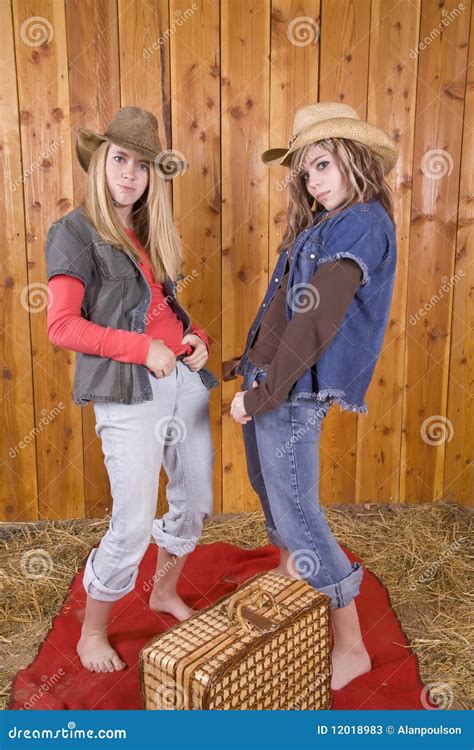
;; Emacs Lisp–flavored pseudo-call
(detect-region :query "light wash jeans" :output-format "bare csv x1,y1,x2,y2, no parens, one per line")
83,361,214,602
241,358,364,609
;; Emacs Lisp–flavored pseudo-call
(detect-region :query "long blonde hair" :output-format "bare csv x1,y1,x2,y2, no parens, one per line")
279,138,395,255
79,140,183,282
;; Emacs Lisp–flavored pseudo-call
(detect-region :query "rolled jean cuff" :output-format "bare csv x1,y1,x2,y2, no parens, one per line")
316,561,364,609
151,520,200,558
83,546,138,602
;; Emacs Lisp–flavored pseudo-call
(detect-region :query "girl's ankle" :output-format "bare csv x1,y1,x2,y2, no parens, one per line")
81,625,108,637
150,588,177,599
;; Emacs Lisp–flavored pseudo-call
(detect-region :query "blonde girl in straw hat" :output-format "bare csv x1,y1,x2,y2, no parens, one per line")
45,107,218,672
226,102,398,690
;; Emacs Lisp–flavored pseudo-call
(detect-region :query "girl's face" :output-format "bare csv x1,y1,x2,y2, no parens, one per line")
105,144,150,208
299,145,347,211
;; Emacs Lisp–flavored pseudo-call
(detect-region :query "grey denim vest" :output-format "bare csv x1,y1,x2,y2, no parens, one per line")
45,207,219,405
236,199,397,415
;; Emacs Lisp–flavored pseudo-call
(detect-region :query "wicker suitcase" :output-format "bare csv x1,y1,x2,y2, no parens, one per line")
139,571,332,710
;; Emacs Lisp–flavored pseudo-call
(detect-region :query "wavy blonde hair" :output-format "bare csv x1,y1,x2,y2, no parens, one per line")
79,140,183,282
278,138,395,256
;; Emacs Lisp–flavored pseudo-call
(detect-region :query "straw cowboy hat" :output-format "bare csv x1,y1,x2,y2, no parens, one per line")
76,106,188,178
262,102,398,175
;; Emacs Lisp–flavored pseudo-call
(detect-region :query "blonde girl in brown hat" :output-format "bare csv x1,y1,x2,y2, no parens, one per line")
45,107,218,672
226,102,398,690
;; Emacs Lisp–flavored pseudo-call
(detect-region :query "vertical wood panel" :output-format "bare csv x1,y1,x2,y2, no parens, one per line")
14,0,85,519
1,0,472,521
268,0,320,259
357,0,420,502
401,0,470,502
444,5,474,505
221,0,271,512
0,3,39,521
318,0,371,504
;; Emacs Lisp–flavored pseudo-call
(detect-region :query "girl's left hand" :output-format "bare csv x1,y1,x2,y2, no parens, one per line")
230,380,258,424
181,333,209,371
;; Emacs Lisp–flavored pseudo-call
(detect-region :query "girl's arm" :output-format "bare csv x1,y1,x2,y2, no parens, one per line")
243,258,362,416
47,274,153,364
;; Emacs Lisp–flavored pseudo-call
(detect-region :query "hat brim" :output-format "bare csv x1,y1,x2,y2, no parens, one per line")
75,128,187,179
261,118,398,175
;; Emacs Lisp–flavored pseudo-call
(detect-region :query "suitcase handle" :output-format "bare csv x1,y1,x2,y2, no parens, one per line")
226,584,281,634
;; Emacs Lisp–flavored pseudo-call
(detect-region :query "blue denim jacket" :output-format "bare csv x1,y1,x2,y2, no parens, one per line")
235,199,397,415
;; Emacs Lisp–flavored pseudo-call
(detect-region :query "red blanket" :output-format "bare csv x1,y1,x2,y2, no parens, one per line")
8,542,426,710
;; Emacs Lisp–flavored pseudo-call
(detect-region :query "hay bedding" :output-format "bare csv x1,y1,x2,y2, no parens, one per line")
0,503,472,710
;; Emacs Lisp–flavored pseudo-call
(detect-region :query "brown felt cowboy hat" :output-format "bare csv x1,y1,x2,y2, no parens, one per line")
262,102,398,175
76,106,188,179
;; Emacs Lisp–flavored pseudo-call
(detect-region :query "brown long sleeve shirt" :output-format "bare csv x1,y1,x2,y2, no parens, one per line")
225,257,363,416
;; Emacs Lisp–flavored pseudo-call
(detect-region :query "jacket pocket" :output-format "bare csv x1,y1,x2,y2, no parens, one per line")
92,241,138,280
198,367,219,390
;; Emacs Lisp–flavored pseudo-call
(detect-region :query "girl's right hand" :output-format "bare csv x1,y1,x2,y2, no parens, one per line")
145,339,176,378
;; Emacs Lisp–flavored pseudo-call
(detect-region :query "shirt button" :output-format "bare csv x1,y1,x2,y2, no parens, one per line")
274,277,279,282
262,303,266,307
310,253,316,259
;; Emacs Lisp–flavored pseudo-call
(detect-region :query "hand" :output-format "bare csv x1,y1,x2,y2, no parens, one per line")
145,339,176,378
230,380,258,424
222,356,243,382
181,333,209,371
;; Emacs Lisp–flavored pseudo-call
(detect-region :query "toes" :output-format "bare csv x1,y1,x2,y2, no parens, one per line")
112,654,126,670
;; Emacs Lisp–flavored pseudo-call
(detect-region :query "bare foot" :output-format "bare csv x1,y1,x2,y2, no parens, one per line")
77,630,127,673
331,645,371,690
149,591,196,621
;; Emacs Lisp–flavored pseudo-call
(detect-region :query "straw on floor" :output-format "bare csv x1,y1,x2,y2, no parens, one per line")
0,502,472,710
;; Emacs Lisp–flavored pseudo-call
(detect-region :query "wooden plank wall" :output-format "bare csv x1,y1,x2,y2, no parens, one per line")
0,0,472,524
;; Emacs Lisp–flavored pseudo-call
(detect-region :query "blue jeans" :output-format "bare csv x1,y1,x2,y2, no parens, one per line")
83,361,214,602
241,359,364,609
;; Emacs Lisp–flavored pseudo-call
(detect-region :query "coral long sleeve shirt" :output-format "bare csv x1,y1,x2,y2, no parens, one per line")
47,227,209,366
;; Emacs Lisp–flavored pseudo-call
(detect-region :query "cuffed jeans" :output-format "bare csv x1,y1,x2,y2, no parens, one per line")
241,359,364,609
83,361,214,602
